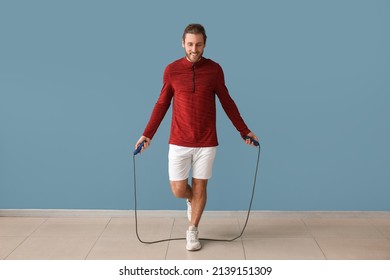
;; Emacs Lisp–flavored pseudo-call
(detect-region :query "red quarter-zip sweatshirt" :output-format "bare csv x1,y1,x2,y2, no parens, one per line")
142,57,251,147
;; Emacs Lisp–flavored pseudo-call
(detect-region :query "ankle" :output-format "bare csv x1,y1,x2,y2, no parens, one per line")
188,225,198,231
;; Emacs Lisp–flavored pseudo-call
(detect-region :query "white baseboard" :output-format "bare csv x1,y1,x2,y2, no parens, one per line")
0,209,389,218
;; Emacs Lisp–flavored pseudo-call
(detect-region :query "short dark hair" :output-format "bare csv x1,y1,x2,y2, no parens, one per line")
182,23,207,44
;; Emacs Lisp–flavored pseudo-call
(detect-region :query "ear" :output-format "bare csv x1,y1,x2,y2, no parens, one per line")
182,39,185,48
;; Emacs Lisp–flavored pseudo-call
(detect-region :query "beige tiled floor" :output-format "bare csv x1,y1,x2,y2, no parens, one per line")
1,211,390,260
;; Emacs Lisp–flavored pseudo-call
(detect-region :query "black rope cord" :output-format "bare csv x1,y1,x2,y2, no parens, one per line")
132,144,261,244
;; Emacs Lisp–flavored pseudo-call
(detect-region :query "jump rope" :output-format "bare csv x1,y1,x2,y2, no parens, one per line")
132,136,261,244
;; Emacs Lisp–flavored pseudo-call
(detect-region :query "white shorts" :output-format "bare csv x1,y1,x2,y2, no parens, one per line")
168,144,217,181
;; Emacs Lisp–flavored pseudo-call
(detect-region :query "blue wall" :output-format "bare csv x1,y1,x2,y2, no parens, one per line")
1,0,389,211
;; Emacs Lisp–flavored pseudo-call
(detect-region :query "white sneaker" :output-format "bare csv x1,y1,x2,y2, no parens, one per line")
186,199,192,222
186,226,201,251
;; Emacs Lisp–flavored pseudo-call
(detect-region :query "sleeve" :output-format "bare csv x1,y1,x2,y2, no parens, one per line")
214,64,251,138
142,66,174,139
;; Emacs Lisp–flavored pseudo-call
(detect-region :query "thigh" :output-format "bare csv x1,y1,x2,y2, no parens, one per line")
192,147,217,180
169,179,189,197
168,144,192,181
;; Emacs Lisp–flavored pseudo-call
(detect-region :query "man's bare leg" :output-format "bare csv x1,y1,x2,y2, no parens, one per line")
190,178,208,227
170,179,192,201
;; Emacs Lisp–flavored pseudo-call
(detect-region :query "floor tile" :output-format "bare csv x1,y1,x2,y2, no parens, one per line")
1,212,389,260
87,235,168,260
94,216,176,259
99,217,134,237
173,217,242,240
316,237,390,260
303,218,383,238
367,218,390,238
243,238,326,260
166,217,245,259
0,217,47,236
240,218,310,238
166,239,245,260
31,217,110,237
6,236,98,260
130,217,175,241
0,236,26,259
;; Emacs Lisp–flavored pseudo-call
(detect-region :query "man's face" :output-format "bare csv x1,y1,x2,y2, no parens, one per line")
182,33,205,63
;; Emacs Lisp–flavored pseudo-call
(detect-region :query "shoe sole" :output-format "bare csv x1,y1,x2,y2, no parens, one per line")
186,244,202,251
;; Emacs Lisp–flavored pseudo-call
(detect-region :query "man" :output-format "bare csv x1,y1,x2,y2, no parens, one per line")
135,23,258,251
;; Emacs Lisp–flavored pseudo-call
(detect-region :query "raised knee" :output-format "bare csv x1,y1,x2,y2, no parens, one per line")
170,181,189,198
171,186,186,198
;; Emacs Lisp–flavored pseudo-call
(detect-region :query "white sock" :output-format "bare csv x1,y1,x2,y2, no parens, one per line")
189,225,198,231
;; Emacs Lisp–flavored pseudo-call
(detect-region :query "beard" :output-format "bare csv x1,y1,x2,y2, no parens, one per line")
185,50,203,63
